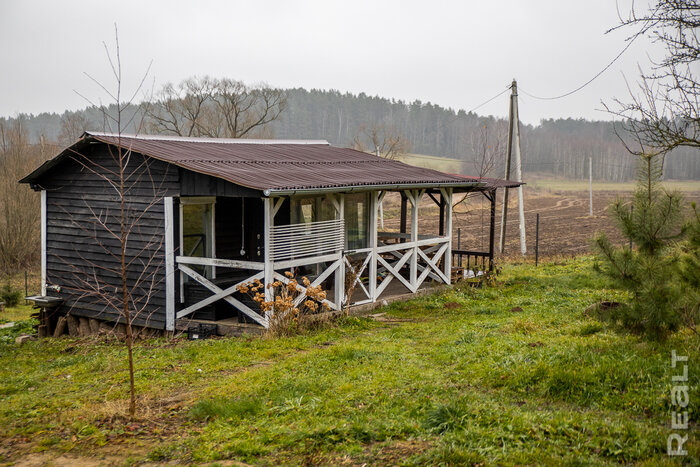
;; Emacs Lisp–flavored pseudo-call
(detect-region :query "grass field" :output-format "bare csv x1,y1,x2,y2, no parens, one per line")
1,256,698,465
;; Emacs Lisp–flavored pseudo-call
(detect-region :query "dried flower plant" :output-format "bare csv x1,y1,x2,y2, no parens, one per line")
237,271,329,336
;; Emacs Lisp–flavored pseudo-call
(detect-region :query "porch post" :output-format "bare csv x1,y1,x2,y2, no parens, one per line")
444,188,453,283
334,194,345,309
438,192,445,236
179,202,184,303
369,191,378,301
164,197,175,331
400,192,408,243
41,190,46,296
489,189,496,272
263,198,274,309
410,190,419,288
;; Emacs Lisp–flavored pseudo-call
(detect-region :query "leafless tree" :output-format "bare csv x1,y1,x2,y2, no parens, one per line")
145,76,287,138
453,120,506,210
58,111,91,146
604,0,699,160
55,26,162,419
352,123,411,159
0,118,45,273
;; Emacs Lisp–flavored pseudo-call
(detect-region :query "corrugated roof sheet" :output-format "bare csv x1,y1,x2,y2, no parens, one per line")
450,174,524,189
21,132,515,193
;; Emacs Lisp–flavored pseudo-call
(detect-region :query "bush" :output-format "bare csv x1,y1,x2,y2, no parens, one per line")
0,283,22,307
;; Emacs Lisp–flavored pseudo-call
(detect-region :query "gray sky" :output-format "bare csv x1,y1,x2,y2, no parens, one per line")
0,0,656,125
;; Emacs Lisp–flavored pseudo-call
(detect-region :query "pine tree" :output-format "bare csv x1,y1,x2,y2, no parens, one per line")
593,154,690,340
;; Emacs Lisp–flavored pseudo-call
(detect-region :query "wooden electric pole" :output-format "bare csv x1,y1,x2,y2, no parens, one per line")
499,80,527,255
589,156,593,217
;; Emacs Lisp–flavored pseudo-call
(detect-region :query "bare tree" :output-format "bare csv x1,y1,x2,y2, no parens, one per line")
52,27,162,419
453,120,506,210
145,76,287,138
470,120,506,179
0,118,44,272
605,0,699,158
58,111,91,146
352,123,411,159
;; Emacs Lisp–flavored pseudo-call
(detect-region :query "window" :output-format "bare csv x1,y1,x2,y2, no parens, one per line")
345,193,369,250
180,197,215,278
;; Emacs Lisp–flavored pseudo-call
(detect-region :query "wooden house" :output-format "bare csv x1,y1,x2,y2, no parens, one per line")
20,132,519,334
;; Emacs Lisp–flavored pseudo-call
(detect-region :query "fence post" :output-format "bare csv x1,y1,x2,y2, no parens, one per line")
457,228,462,267
535,213,540,267
25,271,28,303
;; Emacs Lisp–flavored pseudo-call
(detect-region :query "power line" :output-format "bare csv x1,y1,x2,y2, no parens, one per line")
464,85,512,113
518,37,638,101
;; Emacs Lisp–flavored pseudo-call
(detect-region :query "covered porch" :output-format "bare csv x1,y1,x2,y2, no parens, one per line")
165,184,500,331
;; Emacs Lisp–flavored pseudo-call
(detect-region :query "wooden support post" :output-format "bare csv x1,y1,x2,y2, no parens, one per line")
400,192,407,243
164,197,175,331
443,188,452,283
438,193,445,237
334,194,345,310
489,190,496,272
179,201,184,303
410,190,419,288
369,191,379,301
41,190,46,296
210,201,217,279
263,198,274,312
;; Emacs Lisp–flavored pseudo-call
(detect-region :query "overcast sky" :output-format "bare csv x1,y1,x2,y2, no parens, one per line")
0,0,657,125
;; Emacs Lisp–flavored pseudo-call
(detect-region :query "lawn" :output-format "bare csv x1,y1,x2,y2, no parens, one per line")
0,257,697,465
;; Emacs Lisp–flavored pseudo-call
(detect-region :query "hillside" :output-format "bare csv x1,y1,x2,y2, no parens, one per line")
2,87,698,180
1,257,697,464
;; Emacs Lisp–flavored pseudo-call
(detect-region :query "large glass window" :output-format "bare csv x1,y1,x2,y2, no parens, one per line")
180,197,215,278
290,196,336,225
345,193,369,250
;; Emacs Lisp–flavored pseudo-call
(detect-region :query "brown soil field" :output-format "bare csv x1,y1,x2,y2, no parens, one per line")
381,186,700,261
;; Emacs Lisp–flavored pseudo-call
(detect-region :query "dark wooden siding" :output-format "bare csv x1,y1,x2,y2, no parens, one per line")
180,170,260,197
38,143,179,329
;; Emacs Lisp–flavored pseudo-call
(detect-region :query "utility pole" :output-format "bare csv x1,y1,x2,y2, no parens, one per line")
589,156,593,217
499,82,515,253
499,79,527,255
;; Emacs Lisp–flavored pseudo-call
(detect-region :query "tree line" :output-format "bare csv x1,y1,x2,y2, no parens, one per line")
2,86,699,182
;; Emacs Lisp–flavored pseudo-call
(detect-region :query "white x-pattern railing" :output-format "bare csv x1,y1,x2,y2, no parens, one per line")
169,188,453,329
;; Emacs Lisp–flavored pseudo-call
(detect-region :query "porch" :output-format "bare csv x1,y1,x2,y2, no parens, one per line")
164,186,496,331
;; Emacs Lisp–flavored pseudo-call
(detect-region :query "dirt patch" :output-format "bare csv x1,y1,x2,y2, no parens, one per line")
368,313,416,324
362,439,433,464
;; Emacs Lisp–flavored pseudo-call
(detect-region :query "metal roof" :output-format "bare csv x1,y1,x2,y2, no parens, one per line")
450,174,524,189
21,132,500,194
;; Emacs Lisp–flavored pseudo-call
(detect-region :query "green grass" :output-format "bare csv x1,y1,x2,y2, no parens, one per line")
0,256,698,465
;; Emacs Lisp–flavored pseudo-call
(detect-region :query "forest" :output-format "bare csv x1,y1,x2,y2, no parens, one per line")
2,87,698,181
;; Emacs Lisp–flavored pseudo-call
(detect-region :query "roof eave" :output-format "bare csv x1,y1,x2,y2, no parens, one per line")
263,181,484,197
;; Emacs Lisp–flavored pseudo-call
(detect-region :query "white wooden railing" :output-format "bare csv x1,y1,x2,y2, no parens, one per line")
270,219,344,261
345,234,450,306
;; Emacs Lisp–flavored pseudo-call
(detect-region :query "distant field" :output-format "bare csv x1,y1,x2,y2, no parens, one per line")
397,153,465,173
528,178,700,193
398,153,700,193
